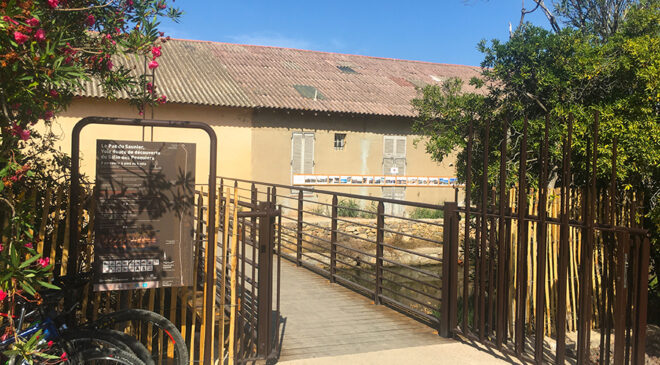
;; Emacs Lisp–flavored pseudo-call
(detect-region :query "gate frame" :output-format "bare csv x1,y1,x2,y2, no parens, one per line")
67,116,218,365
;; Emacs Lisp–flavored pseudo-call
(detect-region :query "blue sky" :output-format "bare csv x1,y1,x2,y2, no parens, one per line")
161,1,551,67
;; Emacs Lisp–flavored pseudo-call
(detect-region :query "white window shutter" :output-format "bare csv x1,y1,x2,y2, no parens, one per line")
291,133,303,175
384,137,395,157
303,133,314,173
395,137,406,158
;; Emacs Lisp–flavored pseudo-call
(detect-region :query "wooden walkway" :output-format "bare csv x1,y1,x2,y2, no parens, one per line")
277,260,451,362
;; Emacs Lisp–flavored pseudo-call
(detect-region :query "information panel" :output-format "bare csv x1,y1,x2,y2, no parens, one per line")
94,140,195,291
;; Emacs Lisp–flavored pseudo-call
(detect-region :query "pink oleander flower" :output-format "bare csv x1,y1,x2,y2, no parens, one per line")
37,257,50,268
0,244,4,251
158,95,167,104
34,29,46,42
86,14,95,27
47,0,59,8
148,60,159,69
3,16,18,25
151,46,162,58
106,60,113,70
0,290,6,302
60,352,67,361
11,124,30,141
13,31,29,45
26,18,39,27
47,340,53,347
25,242,33,249
50,89,59,97
43,110,54,120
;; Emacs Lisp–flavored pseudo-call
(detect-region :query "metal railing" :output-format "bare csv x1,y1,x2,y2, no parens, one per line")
219,177,450,328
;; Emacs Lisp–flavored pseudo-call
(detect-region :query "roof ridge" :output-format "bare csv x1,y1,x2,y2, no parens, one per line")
167,37,481,69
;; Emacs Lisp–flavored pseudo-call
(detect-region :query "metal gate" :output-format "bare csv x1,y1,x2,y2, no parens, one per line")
440,114,651,364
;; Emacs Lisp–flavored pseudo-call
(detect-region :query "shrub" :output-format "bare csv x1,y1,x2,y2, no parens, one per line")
409,207,444,219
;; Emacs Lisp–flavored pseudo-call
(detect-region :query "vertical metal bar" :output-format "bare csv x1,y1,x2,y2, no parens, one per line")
441,202,458,337
613,230,629,364
604,138,617,365
276,204,282,351
474,214,481,329
239,217,247,359
496,118,508,348
488,189,497,338
330,194,338,283
515,117,529,355
578,112,599,364
463,119,474,334
556,115,573,364
375,201,385,304
297,190,304,266
504,205,513,345
534,115,550,363
450,203,460,335
479,121,490,340
257,202,275,357
633,235,650,365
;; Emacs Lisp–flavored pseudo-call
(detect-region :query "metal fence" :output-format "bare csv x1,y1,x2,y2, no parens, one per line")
441,114,650,364
220,112,651,365
219,177,450,329
5,183,281,364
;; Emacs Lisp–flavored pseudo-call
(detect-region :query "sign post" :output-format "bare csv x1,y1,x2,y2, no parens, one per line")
67,117,217,364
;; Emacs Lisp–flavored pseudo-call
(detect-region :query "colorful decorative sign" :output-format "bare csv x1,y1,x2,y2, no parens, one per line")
292,174,459,187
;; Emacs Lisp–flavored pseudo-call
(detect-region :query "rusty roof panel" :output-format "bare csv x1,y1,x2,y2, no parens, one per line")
77,39,482,117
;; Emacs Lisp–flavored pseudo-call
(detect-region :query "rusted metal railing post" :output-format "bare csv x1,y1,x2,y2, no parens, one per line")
441,202,458,337
257,201,275,358
296,190,303,266
375,201,385,305
330,194,338,283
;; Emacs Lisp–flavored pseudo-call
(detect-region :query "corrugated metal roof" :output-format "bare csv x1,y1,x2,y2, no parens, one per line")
77,39,482,117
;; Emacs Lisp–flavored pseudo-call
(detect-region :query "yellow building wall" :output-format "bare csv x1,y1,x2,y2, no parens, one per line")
50,98,253,185
48,99,461,210
250,109,460,208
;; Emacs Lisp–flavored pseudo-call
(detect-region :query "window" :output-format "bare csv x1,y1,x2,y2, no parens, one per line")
337,65,357,74
291,132,315,190
293,84,324,100
383,136,407,215
334,133,346,150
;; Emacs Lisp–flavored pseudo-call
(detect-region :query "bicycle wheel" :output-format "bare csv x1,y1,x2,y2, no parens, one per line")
63,328,154,365
89,309,187,365
75,347,146,364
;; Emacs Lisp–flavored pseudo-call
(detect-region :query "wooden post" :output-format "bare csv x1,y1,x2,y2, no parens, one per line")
219,190,231,362
228,188,240,365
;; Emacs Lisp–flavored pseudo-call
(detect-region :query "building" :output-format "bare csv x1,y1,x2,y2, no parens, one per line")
54,39,480,210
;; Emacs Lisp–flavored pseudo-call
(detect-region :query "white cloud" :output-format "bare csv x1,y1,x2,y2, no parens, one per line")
228,32,312,49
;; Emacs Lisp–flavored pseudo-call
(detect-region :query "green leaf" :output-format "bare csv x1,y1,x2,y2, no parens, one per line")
37,280,59,290
19,253,41,269
20,281,36,296
25,329,42,348
10,245,19,267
